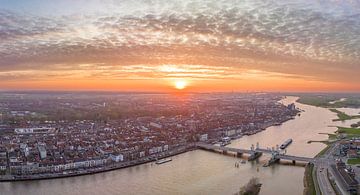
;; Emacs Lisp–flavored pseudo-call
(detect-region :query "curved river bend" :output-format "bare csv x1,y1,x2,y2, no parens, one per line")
1,96,356,195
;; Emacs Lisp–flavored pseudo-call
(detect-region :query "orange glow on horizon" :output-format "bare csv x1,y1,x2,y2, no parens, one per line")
0,75,359,93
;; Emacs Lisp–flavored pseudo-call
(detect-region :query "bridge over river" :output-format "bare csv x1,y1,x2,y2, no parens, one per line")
196,142,315,164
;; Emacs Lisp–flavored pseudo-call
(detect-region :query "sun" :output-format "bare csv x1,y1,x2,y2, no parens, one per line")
174,80,187,90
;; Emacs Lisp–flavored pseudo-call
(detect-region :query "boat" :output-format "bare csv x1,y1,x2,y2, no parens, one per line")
220,140,231,146
155,158,172,165
220,137,231,146
241,160,246,164
280,139,293,149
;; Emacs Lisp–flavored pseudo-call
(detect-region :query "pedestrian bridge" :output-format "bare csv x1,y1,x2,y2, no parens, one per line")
196,142,315,163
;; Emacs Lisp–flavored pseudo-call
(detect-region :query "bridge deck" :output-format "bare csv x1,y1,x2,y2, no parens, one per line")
196,143,314,163
196,143,253,154
277,154,315,162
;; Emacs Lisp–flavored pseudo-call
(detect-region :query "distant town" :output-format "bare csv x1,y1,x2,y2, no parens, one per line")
0,92,298,180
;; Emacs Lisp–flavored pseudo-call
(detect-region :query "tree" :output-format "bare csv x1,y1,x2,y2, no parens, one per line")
234,177,262,195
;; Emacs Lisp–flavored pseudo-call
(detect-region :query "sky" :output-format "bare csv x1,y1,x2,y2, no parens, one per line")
0,0,360,92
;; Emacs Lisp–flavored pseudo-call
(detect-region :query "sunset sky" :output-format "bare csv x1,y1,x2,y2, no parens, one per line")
0,0,359,92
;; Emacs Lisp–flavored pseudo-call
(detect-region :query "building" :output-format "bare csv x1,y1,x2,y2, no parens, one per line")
199,134,208,142
38,145,47,159
287,103,296,111
225,129,236,137
14,127,56,134
149,122,162,129
110,153,124,162
333,160,358,194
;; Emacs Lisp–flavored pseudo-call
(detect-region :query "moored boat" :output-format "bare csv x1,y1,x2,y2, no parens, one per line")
280,139,293,149
155,158,172,165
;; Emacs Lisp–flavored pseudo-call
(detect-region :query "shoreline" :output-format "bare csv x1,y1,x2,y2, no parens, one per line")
0,98,299,183
0,147,194,182
0,118,295,183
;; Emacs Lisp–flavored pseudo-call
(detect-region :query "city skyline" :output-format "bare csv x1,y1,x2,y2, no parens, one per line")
1,0,360,92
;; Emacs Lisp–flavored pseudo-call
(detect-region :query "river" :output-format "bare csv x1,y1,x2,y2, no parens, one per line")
0,96,357,195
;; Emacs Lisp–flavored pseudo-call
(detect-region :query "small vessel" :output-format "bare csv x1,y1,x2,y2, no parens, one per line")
220,141,231,146
155,158,172,165
241,160,246,164
280,139,293,149
220,137,231,146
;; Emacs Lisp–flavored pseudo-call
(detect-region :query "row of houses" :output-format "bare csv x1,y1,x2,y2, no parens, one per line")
148,145,169,155
10,157,112,175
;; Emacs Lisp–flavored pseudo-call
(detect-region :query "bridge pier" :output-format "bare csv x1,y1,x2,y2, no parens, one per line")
264,157,280,167
248,152,262,161
292,160,296,165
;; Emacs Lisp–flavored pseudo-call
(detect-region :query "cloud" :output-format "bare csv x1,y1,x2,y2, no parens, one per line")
0,0,360,84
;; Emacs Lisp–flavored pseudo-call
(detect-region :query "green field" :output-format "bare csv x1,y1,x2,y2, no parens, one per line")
297,96,337,107
329,109,360,121
296,95,360,108
336,127,360,139
336,127,360,135
347,158,360,165
328,134,337,140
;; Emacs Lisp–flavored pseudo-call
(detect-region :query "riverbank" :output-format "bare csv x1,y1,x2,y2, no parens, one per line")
303,163,316,195
303,134,333,195
0,146,194,182
1,112,299,182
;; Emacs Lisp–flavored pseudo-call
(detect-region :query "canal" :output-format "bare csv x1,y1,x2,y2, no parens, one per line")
1,96,357,195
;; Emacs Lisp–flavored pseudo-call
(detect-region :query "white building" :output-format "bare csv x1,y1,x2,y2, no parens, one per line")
38,145,47,159
225,129,236,136
24,147,30,157
163,145,169,151
110,154,124,162
199,134,208,142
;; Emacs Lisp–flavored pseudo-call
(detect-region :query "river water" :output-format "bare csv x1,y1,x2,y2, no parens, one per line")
1,96,358,195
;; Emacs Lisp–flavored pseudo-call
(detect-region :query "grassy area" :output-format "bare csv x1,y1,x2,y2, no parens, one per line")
329,109,360,121
328,134,337,140
347,158,360,165
336,127,360,135
316,145,331,158
330,109,352,121
297,96,336,107
332,126,360,139
296,95,360,108
303,164,317,195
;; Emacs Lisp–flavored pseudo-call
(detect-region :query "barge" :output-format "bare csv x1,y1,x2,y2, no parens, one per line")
155,158,172,165
280,139,293,149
